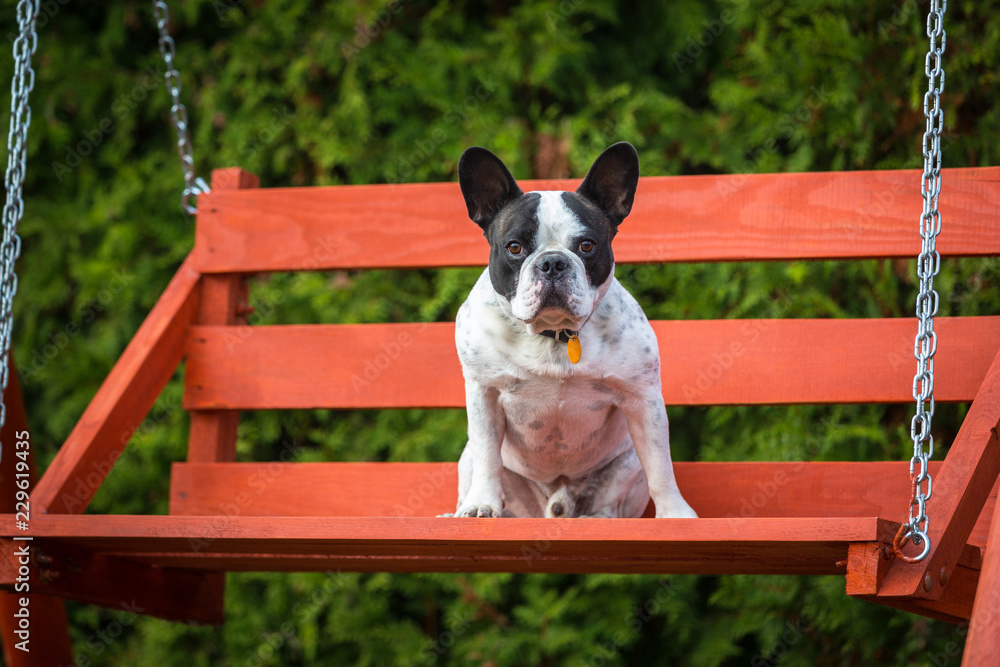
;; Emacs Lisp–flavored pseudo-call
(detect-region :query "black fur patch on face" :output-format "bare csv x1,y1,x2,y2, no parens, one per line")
484,193,541,300
560,192,615,289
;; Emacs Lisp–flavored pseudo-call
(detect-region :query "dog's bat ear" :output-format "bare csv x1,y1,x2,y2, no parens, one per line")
576,142,640,225
458,147,523,230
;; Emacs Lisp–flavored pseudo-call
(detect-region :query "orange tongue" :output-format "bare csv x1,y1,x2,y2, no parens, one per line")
567,333,581,364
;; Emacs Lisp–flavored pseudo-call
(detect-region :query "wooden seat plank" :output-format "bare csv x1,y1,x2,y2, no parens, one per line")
193,167,1000,273
3,513,892,576
182,316,1000,409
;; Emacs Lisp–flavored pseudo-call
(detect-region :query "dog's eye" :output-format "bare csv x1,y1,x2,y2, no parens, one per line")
579,240,596,253
507,241,523,256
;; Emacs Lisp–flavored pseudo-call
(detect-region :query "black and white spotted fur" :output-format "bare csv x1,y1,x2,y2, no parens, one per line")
451,142,697,519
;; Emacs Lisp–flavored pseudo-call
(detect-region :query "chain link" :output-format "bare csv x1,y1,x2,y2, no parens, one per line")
153,0,209,215
895,0,947,564
0,0,40,461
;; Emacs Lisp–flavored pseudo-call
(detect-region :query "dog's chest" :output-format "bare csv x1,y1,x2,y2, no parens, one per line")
497,373,628,474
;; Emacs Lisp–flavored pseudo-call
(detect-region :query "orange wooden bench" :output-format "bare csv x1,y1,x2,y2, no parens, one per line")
7,166,1000,647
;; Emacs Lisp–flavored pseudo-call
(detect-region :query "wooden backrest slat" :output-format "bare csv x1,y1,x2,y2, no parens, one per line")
182,316,1000,410
193,167,1000,273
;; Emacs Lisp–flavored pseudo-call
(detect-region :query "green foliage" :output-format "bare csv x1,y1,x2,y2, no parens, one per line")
3,0,999,664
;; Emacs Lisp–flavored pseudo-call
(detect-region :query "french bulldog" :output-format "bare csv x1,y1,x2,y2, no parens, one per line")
450,142,697,519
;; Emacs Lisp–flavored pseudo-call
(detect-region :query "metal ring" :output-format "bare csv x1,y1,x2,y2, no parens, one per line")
893,524,932,563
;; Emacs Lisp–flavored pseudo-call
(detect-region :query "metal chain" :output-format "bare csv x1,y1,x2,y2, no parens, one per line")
895,0,947,564
153,0,210,215
0,0,39,460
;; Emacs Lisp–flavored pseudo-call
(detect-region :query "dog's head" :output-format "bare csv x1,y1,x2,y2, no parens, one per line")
458,142,639,334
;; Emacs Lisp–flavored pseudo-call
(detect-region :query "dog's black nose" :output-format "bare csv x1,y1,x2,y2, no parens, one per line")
537,252,568,280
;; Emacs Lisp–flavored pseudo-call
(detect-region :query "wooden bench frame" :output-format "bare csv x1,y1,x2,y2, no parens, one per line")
4,165,1000,662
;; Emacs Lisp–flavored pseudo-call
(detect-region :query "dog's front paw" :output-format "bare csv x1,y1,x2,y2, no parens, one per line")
455,498,503,518
654,500,699,519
